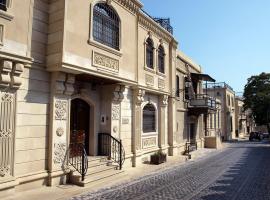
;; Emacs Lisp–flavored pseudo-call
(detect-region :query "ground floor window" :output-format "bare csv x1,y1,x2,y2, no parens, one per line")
143,103,156,133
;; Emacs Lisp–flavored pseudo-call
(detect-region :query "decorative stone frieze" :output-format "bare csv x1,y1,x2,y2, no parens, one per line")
142,137,157,149
112,104,120,120
145,74,154,86
53,143,66,164
93,51,119,73
55,100,67,120
113,0,142,14
158,78,165,89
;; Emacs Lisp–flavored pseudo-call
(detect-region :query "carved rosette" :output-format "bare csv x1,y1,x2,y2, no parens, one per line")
55,100,67,120
53,143,66,164
56,127,64,137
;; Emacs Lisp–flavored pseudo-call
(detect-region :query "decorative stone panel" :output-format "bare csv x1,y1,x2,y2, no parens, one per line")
93,51,119,73
112,104,120,120
158,78,165,89
142,137,157,149
0,91,15,177
145,74,154,86
55,100,67,120
53,143,66,164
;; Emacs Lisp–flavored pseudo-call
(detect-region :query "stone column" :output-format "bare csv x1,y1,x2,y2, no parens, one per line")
132,89,145,167
48,72,75,186
168,95,176,156
159,95,168,149
0,60,23,182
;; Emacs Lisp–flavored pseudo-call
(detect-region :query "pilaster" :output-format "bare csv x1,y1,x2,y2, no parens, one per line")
159,95,168,148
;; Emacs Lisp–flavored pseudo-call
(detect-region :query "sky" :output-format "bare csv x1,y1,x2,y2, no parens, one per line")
140,0,270,93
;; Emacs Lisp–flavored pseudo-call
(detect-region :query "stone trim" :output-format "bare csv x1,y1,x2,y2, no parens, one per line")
113,0,142,14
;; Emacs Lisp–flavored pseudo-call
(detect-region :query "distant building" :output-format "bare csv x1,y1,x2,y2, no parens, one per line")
235,97,248,137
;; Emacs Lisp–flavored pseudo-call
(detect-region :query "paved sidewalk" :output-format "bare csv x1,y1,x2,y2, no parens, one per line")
3,146,222,200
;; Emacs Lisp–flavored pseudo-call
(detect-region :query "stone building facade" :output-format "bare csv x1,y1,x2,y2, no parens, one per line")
0,0,219,195
235,97,248,138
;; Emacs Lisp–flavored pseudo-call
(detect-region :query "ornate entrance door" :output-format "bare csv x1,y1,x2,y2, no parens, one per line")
70,98,90,155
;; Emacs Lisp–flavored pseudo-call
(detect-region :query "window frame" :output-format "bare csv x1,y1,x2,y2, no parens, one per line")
142,103,157,133
145,37,154,69
91,3,121,51
157,45,165,74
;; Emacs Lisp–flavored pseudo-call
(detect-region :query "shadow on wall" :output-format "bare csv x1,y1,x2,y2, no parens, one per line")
198,140,270,200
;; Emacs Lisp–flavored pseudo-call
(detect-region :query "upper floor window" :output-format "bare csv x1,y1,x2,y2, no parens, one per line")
146,38,154,69
176,75,180,97
143,103,156,133
158,45,165,73
0,0,7,11
93,3,120,50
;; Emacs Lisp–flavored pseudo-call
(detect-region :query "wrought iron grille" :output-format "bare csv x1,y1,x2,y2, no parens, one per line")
93,3,120,50
146,38,154,69
158,45,165,73
0,0,7,11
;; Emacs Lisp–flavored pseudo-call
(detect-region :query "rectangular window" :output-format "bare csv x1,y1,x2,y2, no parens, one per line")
227,95,230,106
0,0,7,11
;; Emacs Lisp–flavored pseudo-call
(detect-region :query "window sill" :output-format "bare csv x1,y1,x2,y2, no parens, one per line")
156,71,166,78
144,66,156,74
88,39,122,57
0,10,14,21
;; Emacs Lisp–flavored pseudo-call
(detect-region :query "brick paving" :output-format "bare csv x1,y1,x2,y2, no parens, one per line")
70,140,270,200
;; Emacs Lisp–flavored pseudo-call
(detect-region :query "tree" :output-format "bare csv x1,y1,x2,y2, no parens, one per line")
243,72,270,133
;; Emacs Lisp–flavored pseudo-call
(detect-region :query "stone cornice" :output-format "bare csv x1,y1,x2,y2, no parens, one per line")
138,12,174,43
113,0,143,14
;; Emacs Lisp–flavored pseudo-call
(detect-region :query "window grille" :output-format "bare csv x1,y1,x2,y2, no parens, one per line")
146,38,154,69
93,3,119,50
158,45,165,73
143,104,156,132
0,0,7,11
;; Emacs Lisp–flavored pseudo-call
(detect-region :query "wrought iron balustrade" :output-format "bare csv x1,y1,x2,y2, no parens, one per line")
189,94,216,109
98,133,125,170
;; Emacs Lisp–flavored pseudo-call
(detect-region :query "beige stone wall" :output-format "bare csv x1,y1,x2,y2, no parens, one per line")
15,66,50,176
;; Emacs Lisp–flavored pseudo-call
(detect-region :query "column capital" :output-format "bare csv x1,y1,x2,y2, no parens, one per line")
160,94,168,107
134,89,145,105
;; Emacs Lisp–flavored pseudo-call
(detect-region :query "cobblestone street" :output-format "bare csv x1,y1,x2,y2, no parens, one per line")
70,140,270,200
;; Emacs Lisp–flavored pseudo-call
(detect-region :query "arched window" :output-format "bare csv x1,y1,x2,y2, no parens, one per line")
143,103,156,132
158,45,165,73
93,3,120,50
146,38,154,69
176,75,180,97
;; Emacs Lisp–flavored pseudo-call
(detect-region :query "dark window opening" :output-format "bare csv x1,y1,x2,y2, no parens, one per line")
158,45,165,73
184,77,190,100
146,38,154,69
143,104,156,132
93,3,120,50
176,75,180,97
0,0,7,11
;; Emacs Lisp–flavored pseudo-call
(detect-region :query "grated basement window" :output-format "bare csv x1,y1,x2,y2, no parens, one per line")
0,0,7,11
93,3,119,50
146,38,154,69
143,104,156,132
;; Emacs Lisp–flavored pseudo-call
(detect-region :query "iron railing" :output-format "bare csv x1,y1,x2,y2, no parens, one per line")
204,82,234,92
69,130,88,181
185,142,197,155
98,133,125,170
189,94,217,109
69,143,88,181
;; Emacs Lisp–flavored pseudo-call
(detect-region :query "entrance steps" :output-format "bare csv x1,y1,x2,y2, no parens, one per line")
69,156,126,187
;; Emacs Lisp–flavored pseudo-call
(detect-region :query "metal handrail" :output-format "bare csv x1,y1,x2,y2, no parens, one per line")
98,133,125,170
185,142,197,155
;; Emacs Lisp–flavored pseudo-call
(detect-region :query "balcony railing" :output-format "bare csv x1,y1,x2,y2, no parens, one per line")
189,94,216,109
203,82,234,92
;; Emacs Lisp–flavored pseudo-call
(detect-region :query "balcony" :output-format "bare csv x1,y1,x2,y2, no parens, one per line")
188,94,217,116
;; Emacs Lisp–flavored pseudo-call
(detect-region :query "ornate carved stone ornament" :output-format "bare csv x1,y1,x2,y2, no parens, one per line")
142,137,157,149
112,104,120,120
53,143,66,164
0,165,10,177
93,51,119,73
55,100,67,120
161,95,168,106
145,74,154,86
134,89,145,105
113,85,125,102
113,0,142,14
106,0,112,5
56,127,64,137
